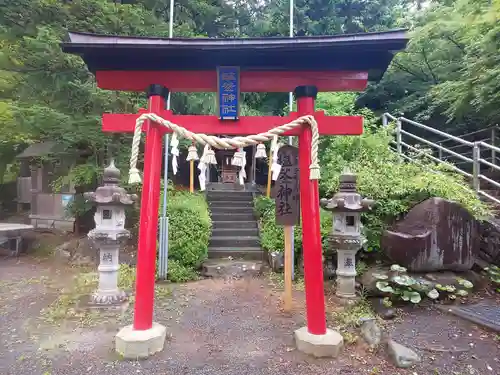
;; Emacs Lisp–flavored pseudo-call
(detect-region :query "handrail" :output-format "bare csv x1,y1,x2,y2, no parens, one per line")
439,125,499,144
401,117,474,146
382,113,500,207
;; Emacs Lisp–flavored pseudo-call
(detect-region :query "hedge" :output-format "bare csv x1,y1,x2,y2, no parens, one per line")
164,190,211,269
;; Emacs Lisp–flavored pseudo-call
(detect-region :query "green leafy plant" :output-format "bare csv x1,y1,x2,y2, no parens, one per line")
254,195,275,219
356,260,369,276
162,190,211,269
51,163,100,193
375,264,473,305
166,259,199,283
484,266,500,293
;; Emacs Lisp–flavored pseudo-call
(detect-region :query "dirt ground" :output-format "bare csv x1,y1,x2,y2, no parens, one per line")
1,255,500,375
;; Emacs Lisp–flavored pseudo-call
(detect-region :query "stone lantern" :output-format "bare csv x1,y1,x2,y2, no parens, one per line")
320,171,374,301
84,160,137,305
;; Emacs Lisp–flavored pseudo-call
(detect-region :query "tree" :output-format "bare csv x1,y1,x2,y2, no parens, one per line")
255,0,411,37
0,0,174,182
359,0,498,135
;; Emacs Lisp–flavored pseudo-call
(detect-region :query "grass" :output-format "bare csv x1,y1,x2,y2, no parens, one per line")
268,271,305,291
329,298,375,345
40,264,171,327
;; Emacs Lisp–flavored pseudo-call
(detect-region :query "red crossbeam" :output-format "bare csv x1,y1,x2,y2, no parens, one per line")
96,71,368,93
102,110,363,136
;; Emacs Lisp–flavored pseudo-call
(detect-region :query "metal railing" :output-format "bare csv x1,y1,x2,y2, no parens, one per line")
382,113,500,205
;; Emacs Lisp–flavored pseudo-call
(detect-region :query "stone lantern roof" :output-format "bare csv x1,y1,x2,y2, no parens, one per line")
84,160,137,205
320,170,375,212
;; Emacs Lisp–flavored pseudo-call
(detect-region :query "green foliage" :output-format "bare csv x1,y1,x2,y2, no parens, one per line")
63,195,93,219
257,0,411,37
362,0,500,135
321,126,488,250
51,163,100,193
164,191,211,269
166,259,199,283
253,195,332,256
315,93,489,251
375,264,473,306
254,195,275,218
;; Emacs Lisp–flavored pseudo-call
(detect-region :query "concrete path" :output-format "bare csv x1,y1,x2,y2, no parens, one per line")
1,256,499,375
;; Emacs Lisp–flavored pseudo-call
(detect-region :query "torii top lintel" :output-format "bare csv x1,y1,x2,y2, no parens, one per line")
61,29,408,93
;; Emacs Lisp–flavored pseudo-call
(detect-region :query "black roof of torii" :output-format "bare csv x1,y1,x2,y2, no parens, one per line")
61,29,408,81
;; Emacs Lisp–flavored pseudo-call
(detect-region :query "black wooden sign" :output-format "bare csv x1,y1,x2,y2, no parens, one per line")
274,145,300,226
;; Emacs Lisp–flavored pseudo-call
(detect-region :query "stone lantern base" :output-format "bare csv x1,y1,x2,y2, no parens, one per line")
115,323,167,359
294,327,344,358
335,275,358,302
90,289,127,306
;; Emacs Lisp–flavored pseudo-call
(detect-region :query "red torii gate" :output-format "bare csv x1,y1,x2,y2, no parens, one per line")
62,30,407,357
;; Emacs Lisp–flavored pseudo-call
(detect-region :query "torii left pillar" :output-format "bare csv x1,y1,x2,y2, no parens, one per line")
115,85,168,359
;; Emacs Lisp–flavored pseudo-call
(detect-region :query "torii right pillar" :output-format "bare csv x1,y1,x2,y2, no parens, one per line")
294,86,344,358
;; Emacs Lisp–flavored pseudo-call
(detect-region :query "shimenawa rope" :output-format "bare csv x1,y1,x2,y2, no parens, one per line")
128,112,320,184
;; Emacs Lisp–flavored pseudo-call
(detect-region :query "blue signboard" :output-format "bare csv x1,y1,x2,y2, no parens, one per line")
217,66,240,120
61,194,73,208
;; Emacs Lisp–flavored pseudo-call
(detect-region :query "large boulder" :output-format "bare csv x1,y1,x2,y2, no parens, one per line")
478,218,500,266
381,198,480,272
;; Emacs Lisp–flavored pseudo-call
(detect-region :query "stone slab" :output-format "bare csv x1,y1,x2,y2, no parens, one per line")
115,322,167,359
201,259,264,279
438,303,500,332
294,327,343,358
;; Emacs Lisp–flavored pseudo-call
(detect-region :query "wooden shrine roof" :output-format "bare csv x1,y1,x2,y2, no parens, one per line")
61,29,408,81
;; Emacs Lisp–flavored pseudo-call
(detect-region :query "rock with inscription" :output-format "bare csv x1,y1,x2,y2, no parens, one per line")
478,217,500,266
382,198,480,272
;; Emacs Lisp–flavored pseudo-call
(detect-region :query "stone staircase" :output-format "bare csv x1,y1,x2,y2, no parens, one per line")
207,190,263,260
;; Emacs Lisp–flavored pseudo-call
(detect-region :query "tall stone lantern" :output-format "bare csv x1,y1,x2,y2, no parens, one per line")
320,171,374,301
84,160,137,305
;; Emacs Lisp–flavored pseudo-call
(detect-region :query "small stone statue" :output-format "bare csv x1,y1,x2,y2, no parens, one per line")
84,160,137,305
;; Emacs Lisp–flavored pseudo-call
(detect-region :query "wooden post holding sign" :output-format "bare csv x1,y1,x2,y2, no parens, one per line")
274,145,300,312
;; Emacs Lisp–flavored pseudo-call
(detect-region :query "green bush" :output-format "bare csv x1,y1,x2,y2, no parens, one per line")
310,92,489,252
167,259,199,283
254,195,332,257
162,189,211,269
254,194,275,218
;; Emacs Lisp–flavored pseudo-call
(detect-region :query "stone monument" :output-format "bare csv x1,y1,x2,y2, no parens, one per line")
321,171,374,302
84,160,137,305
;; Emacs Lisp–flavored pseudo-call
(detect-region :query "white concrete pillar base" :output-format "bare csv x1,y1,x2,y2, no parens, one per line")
115,322,167,359
294,327,344,358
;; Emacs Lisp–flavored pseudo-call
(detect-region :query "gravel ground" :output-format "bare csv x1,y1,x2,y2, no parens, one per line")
1,256,500,375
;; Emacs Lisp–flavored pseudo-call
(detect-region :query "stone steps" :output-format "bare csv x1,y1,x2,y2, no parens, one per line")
207,247,264,260
210,205,254,213
209,201,253,208
211,212,255,222
212,227,259,237
207,192,253,201
210,235,260,248
206,189,263,261
213,221,258,229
